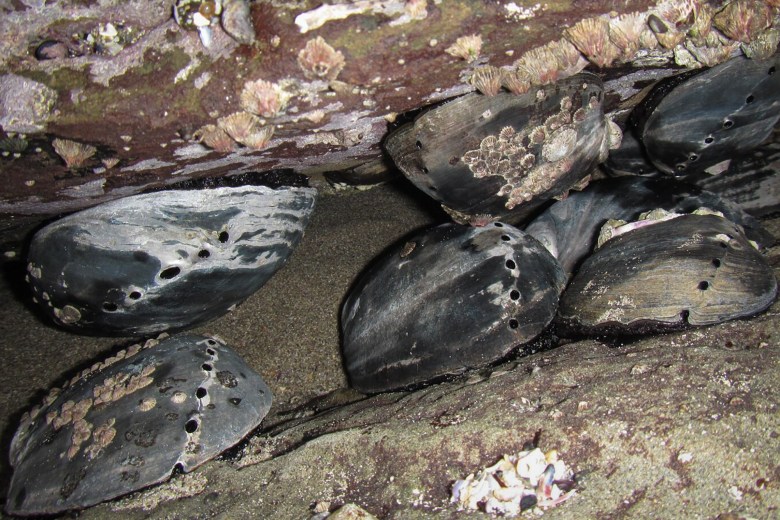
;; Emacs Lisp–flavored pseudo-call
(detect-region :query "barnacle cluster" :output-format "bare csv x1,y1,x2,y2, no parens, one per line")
451,447,575,516
463,0,780,97
462,95,598,210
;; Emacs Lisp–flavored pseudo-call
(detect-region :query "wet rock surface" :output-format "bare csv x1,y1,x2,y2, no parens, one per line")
0,183,778,518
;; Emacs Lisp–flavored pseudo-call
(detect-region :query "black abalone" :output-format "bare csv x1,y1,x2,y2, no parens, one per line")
26,185,316,336
384,73,609,225
524,176,774,278
632,54,780,176
341,222,566,393
556,213,777,336
6,334,272,516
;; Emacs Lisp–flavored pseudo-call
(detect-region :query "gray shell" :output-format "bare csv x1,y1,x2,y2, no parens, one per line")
26,185,316,336
384,73,606,225
6,333,272,516
524,176,774,278
633,54,780,176
342,223,566,393
556,214,778,336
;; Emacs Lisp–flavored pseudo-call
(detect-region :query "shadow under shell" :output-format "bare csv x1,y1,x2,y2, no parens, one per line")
384,73,607,226
6,334,273,516
341,222,566,393
25,185,317,336
556,214,778,337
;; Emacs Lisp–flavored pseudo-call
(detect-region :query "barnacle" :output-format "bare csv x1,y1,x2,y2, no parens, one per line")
297,36,346,81
101,157,120,170
742,28,780,60
713,0,772,44
52,138,97,168
239,124,274,150
193,124,236,152
649,0,699,49
445,34,483,62
608,12,647,60
514,46,559,85
217,112,265,146
564,17,621,68
240,79,289,118
546,39,589,78
501,69,531,95
470,65,503,96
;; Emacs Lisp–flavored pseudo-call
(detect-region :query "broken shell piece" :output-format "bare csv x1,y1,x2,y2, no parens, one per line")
451,447,575,515
173,0,223,47
385,73,606,225
25,183,316,335
341,222,566,393
6,334,272,516
632,55,780,177
556,213,777,337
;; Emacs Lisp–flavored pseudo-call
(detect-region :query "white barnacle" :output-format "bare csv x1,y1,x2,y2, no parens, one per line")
445,34,483,62
52,138,97,168
297,36,346,80
470,66,503,96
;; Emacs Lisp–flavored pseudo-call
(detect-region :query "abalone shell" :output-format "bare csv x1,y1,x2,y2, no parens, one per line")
556,214,777,336
26,185,316,336
384,73,607,225
632,54,780,176
342,222,566,393
6,334,272,516
524,176,774,277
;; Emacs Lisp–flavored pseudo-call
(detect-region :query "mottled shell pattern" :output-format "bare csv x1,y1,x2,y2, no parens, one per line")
25,185,316,336
342,222,566,393
7,334,273,516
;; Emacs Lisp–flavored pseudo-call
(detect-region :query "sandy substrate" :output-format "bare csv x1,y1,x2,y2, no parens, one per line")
0,180,778,519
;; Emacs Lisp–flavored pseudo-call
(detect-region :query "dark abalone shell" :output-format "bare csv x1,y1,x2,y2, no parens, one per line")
6,334,272,516
341,222,566,393
632,54,780,176
384,73,607,225
556,214,777,336
26,185,316,336
524,176,774,277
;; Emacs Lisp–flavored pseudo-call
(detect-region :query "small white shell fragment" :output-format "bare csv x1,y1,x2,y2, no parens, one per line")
451,447,576,516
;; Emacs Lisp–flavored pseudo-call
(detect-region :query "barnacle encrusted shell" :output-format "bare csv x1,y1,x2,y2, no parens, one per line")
632,54,780,177
524,176,774,277
341,222,566,393
25,184,316,336
6,334,272,516
556,214,777,336
384,73,606,225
